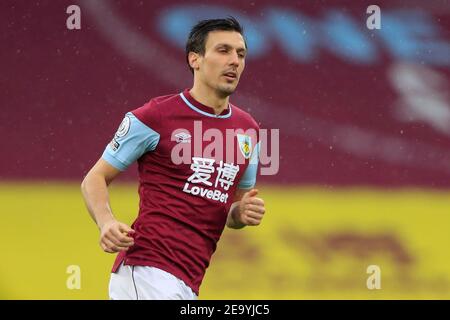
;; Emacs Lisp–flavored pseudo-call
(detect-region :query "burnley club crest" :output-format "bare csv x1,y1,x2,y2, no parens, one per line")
237,134,252,159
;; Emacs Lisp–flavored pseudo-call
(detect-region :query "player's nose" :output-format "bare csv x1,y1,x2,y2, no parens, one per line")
229,51,240,67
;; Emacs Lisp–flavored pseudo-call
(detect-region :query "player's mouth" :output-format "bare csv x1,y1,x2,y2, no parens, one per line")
222,71,237,81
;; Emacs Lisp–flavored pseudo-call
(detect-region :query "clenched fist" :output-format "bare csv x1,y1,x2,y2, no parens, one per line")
99,219,135,253
232,189,266,227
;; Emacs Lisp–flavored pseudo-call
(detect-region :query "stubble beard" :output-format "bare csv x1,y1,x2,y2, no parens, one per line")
216,82,238,98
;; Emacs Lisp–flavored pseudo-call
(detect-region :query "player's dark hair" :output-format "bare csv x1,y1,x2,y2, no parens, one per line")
185,16,246,74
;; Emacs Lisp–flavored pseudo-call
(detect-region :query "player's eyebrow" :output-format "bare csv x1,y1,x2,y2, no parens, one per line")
215,43,247,54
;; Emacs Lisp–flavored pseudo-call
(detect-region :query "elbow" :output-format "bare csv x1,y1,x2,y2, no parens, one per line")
80,173,90,194
80,176,86,195
81,171,109,194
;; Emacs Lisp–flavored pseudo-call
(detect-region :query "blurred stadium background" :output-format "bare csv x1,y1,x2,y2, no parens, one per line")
1,0,450,299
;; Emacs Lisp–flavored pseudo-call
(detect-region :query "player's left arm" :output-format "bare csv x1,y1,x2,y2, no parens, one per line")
226,141,265,229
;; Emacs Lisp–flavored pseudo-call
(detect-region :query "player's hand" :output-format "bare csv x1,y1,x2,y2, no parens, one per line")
237,189,266,226
99,219,135,253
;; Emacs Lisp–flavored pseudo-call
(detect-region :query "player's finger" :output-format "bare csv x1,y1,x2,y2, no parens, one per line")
104,232,123,247
247,197,264,206
244,210,264,220
244,216,261,226
100,240,115,253
104,232,133,248
118,223,135,234
102,237,129,252
111,227,135,244
102,237,120,251
243,189,258,199
244,204,265,214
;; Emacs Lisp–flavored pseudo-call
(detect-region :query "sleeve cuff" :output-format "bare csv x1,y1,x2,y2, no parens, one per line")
102,151,128,171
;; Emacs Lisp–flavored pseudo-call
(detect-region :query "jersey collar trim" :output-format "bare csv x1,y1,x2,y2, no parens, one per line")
180,91,232,119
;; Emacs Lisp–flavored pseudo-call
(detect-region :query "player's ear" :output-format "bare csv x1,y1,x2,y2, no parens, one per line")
188,52,200,71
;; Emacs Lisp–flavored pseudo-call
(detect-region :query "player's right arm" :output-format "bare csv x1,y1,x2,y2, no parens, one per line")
81,111,160,253
81,158,135,253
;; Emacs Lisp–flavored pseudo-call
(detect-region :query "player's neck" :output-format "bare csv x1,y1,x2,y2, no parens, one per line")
189,85,229,115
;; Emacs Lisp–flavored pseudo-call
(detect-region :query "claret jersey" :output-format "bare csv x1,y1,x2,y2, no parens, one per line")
102,89,260,295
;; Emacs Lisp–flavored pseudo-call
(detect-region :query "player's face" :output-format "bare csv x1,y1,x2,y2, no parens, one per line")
198,31,246,97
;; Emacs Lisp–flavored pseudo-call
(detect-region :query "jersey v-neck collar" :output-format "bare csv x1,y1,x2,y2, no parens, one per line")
180,89,232,119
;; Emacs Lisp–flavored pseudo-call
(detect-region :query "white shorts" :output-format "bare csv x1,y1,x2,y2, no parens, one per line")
109,262,198,300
